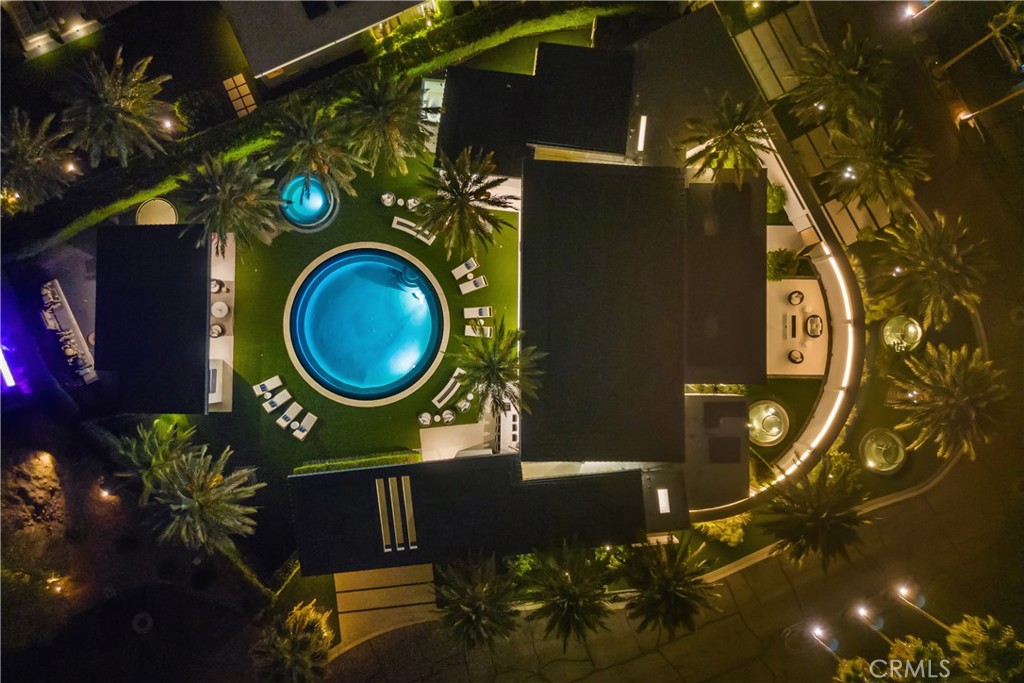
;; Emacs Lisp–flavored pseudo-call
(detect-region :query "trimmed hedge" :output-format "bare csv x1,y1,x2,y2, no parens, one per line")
6,1,657,259
292,450,422,475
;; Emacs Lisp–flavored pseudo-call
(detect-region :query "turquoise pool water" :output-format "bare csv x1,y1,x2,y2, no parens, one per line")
280,176,335,229
290,249,443,401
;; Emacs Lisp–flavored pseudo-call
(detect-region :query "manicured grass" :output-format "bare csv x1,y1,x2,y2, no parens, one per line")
191,151,519,574
462,27,593,74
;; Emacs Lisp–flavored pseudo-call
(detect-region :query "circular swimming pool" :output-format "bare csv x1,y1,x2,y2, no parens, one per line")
279,176,338,231
285,244,448,405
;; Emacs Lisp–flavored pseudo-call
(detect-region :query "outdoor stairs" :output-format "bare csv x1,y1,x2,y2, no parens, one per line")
332,564,436,652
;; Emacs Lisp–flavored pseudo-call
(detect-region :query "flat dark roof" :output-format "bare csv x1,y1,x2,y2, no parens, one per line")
684,175,767,384
529,43,633,154
520,160,687,463
630,6,760,167
94,225,210,414
289,454,646,575
436,67,533,177
436,44,634,175
684,395,750,509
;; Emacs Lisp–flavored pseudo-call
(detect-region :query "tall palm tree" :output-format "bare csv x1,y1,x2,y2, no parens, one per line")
826,112,931,211
178,153,284,257
416,148,516,260
887,637,948,683
878,212,992,331
833,657,885,683
59,47,174,167
435,554,519,649
269,102,367,199
760,456,869,573
619,536,720,638
787,25,893,129
891,343,1008,461
947,615,1024,683
453,317,545,450
525,541,612,652
679,91,771,186
116,420,196,506
338,64,436,177
150,445,265,556
250,601,334,683
1,108,76,215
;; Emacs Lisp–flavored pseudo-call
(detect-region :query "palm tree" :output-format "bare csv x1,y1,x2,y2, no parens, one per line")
150,445,265,556
338,64,436,177
679,91,771,186
59,47,173,167
524,541,612,652
116,420,196,506
878,213,992,331
250,601,334,683
435,554,519,649
619,536,720,638
177,153,284,257
887,637,948,683
891,343,1008,461
416,148,516,260
1,108,76,215
760,456,869,573
269,102,367,199
787,25,893,129
947,615,1024,683
826,112,930,211
833,657,885,683
453,317,545,450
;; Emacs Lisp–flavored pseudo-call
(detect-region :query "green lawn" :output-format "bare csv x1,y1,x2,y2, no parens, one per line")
462,27,593,74
189,152,519,573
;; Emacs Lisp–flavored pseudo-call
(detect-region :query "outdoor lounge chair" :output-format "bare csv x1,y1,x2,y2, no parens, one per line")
458,276,488,295
253,375,282,396
276,403,303,429
464,324,493,338
292,412,318,441
451,258,479,280
463,306,493,319
263,389,291,413
391,215,436,245
432,368,466,409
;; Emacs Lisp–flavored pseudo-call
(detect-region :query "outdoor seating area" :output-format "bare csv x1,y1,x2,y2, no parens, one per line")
390,215,435,245
254,375,318,441
766,278,829,376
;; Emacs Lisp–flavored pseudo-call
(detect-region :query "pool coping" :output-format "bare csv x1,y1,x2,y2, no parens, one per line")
282,241,451,408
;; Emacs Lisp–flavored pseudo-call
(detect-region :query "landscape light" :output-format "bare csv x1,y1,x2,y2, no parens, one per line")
897,585,910,597
13,192,19,199
857,606,869,618
66,162,76,173
815,102,825,111
905,4,915,17
162,119,173,130
812,625,824,638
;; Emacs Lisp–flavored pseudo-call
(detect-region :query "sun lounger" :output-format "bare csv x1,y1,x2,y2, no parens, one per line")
463,306,493,319
432,368,466,409
253,375,282,396
292,412,318,441
263,389,291,413
276,403,303,429
464,324,493,338
451,258,479,280
459,276,488,295
391,215,436,245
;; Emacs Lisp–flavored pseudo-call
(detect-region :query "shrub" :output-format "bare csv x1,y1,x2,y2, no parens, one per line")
767,182,788,215
694,512,753,547
293,450,422,475
174,90,229,132
767,248,799,281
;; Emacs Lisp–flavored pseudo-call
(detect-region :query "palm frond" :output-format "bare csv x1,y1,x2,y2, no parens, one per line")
679,91,771,187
